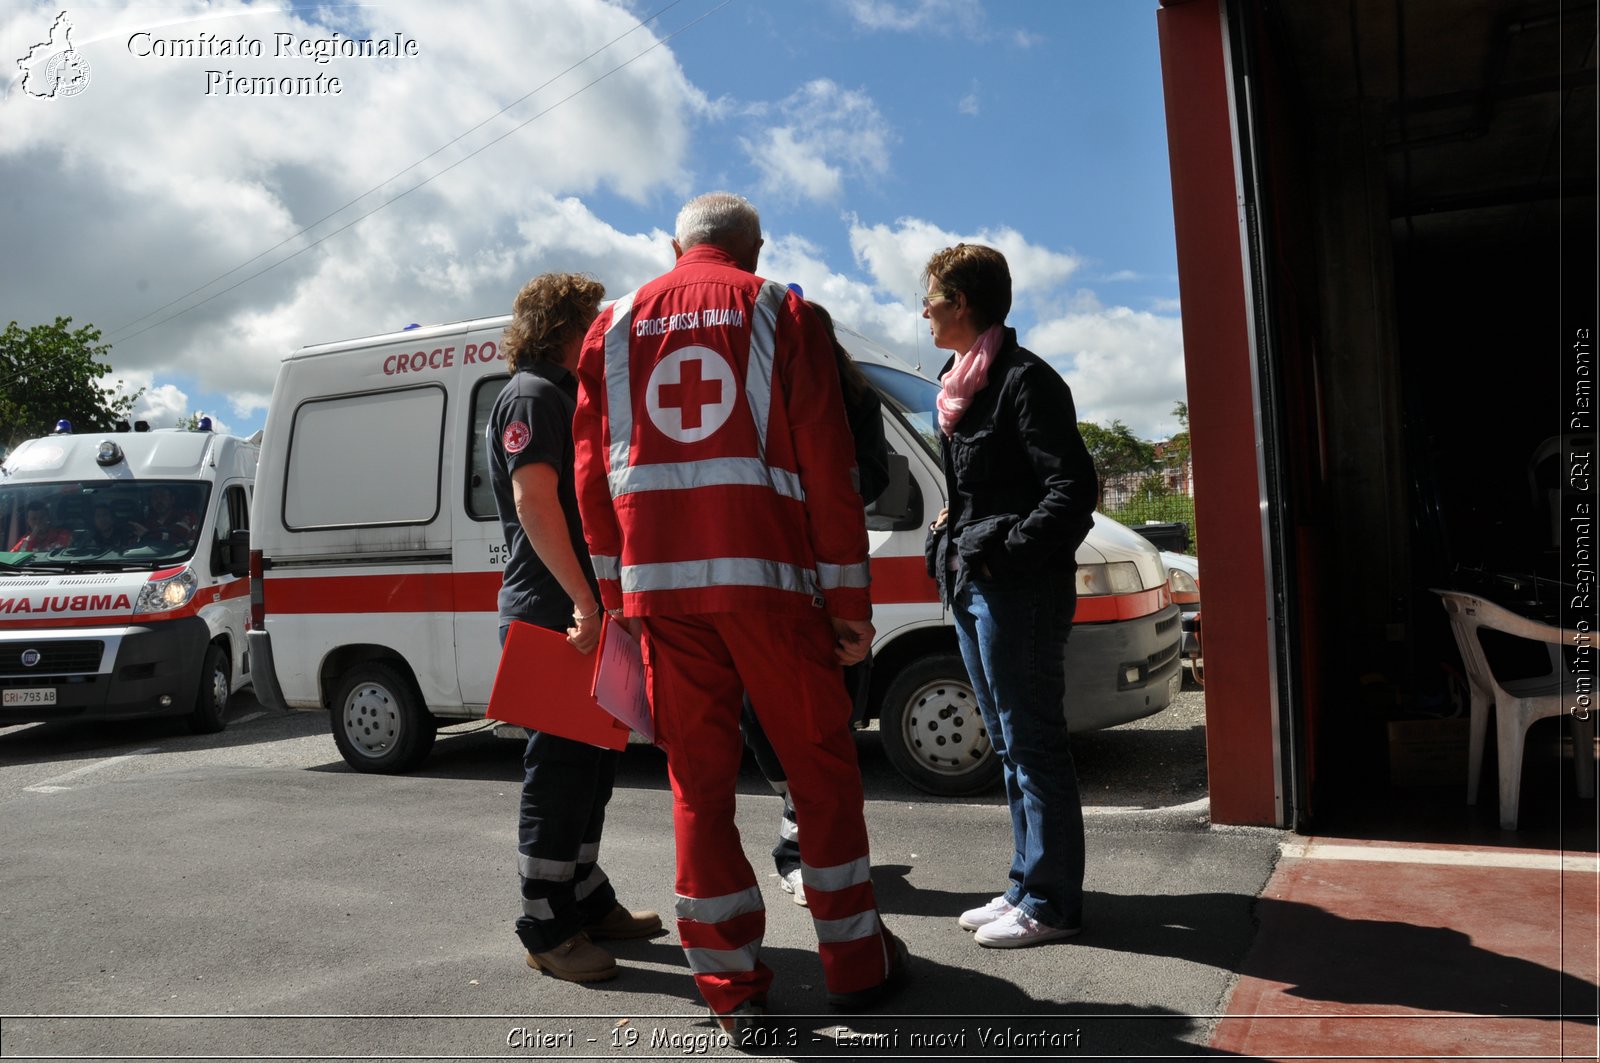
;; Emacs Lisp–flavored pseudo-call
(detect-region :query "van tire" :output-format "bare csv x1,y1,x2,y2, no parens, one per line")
878,654,1001,796
330,663,436,773
187,644,231,734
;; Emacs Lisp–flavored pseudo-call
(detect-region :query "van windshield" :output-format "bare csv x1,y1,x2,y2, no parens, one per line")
0,480,210,570
857,363,941,462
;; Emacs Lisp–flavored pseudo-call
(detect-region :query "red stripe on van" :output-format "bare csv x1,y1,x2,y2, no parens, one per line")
1075,586,1171,623
264,573,458,614
0,578,248,628
867,555,940,604
261,568,1170,622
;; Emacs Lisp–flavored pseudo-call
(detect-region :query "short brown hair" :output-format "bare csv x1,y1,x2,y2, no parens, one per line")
502,272,606,371
922,243,1011,330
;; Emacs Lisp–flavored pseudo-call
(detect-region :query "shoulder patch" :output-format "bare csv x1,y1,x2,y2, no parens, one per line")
502,421,532,454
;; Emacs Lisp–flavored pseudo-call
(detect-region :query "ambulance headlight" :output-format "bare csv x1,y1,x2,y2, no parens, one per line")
1168,567,1200,604
135,569,198,614
1076,562,1143,597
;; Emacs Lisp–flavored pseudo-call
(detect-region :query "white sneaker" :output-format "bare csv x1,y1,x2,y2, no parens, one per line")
957,896,1013,931
779,868,807,907
973,907,1081,949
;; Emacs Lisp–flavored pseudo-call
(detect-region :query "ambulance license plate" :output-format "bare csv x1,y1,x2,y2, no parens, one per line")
4,688,55,707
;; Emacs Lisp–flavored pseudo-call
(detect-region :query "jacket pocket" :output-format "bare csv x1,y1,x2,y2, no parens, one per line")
950,425,999,483
955,513,1022,582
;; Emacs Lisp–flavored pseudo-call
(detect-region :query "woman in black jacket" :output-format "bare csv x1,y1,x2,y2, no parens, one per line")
922,243,1098,948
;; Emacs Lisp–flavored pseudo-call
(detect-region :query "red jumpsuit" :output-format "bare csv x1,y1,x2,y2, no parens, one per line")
573,243,892,1013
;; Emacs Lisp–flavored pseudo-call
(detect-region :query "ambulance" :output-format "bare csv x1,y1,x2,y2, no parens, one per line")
0,422,258,734
248,316,1182,794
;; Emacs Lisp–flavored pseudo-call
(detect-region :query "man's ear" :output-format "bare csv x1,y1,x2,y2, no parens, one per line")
746,237,764,273
672,239,684,261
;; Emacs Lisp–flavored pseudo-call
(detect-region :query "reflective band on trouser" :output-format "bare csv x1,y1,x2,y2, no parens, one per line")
683,942,763,977
801,855,870,893
603,290,637,476
609,457,804,502
675,886,762,925
814,909,882,945
574,866,609,902
676,887,769,1011
744,280,787,456
518,854,577,881
816,561,870,590
622,557,819,597
799,856,891,995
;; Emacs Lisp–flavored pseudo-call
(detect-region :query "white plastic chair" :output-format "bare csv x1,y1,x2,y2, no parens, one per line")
1434,589,1595,829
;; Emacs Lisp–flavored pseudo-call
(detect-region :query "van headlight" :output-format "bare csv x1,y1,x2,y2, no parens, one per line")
1076,561,1143,596
1168,567,1200,604
136,569,198,614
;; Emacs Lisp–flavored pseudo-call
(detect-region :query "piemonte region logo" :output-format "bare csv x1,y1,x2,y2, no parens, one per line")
16,11,92,99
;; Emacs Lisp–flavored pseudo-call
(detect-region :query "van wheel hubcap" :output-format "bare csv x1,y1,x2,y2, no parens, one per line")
900,678,991,777
343,684,400,757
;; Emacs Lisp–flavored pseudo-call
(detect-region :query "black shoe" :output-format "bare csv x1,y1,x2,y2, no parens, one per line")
826,932,910,1010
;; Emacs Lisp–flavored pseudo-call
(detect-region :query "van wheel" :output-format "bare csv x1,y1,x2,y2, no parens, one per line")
330,663,436,773
186,645,230,734
879,654,1001,796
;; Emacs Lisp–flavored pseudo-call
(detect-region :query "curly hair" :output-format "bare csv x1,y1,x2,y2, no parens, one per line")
922,243,1011,330
502,272,606,371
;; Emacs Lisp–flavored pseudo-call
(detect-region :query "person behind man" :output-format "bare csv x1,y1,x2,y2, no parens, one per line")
572,193,908,1031
131,485,197,546
740,299,891,907
490,271,661,985
922,243,1098,948
11,501,70,552
83,503,131,549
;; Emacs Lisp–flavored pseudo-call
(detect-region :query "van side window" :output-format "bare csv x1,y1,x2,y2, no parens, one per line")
466,377,500,520
284,386,446,529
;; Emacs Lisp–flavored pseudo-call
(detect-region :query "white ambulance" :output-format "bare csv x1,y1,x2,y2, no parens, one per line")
248,316,1182,794
0,423,258,733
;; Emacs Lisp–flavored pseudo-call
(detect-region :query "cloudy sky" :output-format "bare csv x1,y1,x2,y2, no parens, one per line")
2,0,1185,440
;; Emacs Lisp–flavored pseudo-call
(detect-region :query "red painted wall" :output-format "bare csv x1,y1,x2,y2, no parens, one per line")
1157,0,1279,825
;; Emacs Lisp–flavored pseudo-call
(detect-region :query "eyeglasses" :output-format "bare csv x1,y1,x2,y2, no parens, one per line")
921,291,953,309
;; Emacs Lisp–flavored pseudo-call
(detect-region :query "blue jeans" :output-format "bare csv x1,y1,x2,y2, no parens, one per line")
951,575,1085,928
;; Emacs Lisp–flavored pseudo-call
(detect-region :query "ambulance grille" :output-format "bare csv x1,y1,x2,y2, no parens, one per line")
1154,613,1179,637
0,641,105,677
1146,640,1180,674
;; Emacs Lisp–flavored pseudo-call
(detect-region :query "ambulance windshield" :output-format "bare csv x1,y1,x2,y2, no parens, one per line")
857,363,940,460
0,480,211,570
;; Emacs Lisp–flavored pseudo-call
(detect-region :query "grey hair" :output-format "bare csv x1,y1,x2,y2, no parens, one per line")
675,192,761,251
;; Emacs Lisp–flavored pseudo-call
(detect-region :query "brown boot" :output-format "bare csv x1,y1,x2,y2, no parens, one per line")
525,932,617,983
583,902,664,940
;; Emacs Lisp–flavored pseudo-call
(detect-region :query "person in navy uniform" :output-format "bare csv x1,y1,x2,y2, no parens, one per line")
488,271,661,985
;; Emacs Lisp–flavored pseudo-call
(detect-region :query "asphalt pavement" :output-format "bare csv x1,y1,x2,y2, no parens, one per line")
0,685,1287,1060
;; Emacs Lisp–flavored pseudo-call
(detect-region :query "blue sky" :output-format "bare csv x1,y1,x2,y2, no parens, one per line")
2,0,1184,439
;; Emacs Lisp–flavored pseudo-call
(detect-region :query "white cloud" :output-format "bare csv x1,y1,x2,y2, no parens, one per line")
958,84,980,116
1026,292,1187,440
741,80,892,203
847,216,1081,308
839,0,983,36
127,380,189,429
0,0,703,408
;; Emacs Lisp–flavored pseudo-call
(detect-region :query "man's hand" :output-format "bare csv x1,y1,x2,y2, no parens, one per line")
929,505,948,533
830,616,875,666
566,608,602,654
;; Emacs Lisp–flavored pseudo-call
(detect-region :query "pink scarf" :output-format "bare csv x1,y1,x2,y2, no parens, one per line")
936,325,1003,436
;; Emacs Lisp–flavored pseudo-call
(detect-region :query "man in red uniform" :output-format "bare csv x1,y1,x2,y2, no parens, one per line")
572,192,907,1031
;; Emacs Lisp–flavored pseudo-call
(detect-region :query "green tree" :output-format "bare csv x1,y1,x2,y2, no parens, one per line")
0,318,143,446
1163,400,1191,470
1078,418,1157,480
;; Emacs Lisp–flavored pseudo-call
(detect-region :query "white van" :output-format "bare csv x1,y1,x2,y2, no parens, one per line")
0,424,258,733
248,317,1182,794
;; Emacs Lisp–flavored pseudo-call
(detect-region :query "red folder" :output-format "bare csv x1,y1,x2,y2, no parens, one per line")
487,620,630,750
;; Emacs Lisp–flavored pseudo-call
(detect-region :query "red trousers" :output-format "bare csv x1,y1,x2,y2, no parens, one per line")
642,610,894,1014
